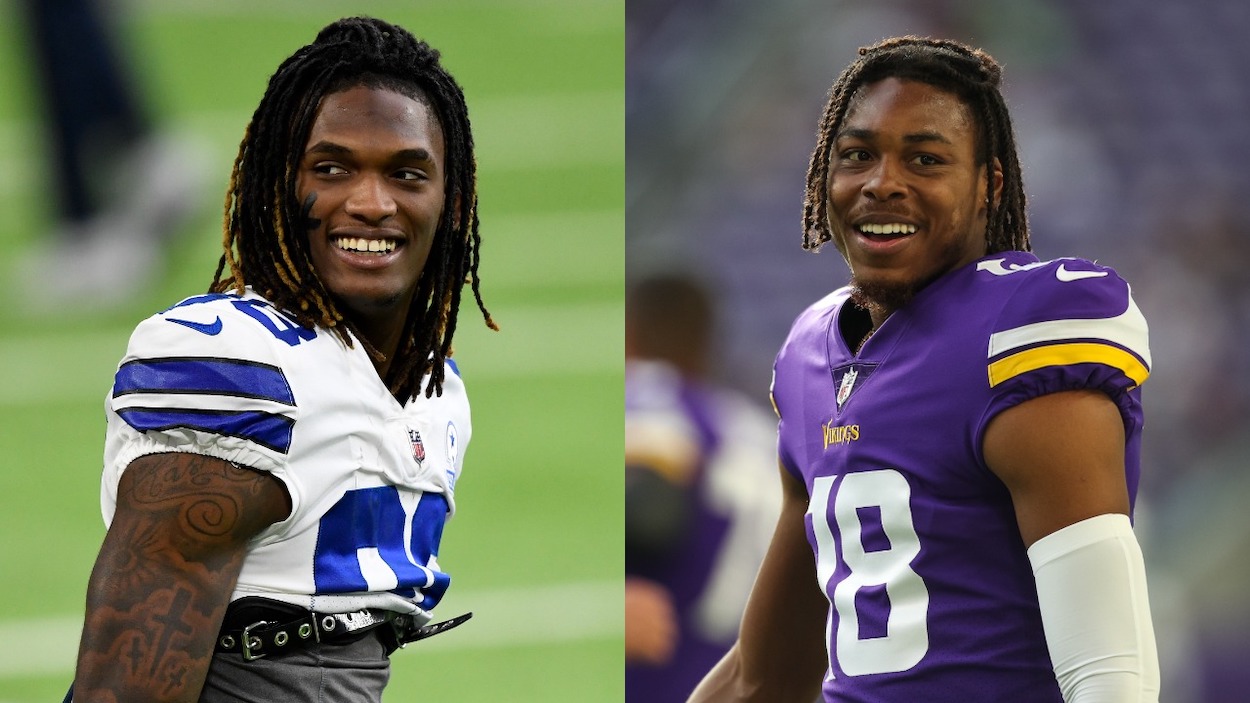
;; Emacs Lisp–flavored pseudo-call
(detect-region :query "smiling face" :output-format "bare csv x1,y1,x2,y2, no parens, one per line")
296,84,447,347
828,77,1002,322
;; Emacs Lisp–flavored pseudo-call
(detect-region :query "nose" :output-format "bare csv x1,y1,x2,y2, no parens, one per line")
344,173,398,223
862,158,906,201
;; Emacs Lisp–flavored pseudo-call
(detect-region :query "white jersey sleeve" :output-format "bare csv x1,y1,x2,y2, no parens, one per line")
103,292,306,518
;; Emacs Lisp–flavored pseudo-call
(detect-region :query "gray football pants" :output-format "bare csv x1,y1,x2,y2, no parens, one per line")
199,630,390,702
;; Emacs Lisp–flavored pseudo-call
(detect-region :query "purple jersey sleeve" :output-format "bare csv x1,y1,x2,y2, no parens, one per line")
977,256,1150,512
980,256,1149,438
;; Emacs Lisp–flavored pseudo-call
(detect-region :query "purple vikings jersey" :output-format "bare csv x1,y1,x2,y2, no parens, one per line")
771,252,1149,702
102,289,470,620
626,360,780,702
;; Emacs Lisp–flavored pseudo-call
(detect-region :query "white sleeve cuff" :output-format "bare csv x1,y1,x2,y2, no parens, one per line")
1027,513,1160,702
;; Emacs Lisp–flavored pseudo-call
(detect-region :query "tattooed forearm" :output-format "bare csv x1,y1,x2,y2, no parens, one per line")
78,575,228,702
73,453,289,703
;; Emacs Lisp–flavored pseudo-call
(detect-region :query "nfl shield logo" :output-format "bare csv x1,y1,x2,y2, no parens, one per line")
408,428,426,464
836,368,858,409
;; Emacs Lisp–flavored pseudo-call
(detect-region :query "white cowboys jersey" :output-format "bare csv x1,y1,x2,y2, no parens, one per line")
101,289,471,619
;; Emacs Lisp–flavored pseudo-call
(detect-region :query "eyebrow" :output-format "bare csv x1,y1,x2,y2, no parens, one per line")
305,141,352,157
835,127,953,146
305,141,435,163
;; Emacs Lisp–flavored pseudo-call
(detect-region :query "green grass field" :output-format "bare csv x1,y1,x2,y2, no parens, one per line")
0,2,623,701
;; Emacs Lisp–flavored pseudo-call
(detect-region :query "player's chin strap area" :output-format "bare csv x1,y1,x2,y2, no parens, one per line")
214,597,473,661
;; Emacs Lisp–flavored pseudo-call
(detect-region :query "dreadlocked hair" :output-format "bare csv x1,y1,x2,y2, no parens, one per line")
801,36,1030,256
212,16,496,401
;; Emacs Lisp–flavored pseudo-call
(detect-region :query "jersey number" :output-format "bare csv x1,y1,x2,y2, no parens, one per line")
312,486,450,610
809,470,929,677
233,299,317,346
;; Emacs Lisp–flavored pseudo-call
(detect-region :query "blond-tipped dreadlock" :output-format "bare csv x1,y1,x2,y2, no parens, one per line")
802,36,1030,256
210,16,496,401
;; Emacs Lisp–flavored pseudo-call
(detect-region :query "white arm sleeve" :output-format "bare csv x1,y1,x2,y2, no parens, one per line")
1027,513,1160,702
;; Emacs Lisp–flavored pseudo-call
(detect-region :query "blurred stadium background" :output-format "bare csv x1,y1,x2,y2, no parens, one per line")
628,0,1250,700
0,1,622,701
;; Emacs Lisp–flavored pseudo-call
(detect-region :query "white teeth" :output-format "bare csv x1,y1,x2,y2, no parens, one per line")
333,237,397,254
858,223,917,235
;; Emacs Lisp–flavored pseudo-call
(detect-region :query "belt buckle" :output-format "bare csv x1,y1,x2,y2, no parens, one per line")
241,620,270,661
395,611,473,648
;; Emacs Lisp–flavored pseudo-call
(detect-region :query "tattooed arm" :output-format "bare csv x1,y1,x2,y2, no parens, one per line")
72,452,291,703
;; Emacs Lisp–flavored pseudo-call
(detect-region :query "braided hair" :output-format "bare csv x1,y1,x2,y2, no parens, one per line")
802,36,1029,256
211,16,495,400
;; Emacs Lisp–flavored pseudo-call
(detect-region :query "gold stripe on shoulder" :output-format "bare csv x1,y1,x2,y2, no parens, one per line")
988,342,1149,389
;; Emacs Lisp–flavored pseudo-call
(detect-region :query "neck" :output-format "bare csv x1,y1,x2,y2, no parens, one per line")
849,288,899,333
867,309,891,332
839,297,878,353
346,309,408,382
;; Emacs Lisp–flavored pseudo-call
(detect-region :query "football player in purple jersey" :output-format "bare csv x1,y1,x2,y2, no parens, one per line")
689,37,1159,702
69,17,495,703
626,273,781,702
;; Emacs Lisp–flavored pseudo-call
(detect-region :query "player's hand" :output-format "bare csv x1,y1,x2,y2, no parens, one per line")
625,577,679,665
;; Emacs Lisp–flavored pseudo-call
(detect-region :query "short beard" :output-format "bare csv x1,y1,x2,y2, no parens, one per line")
847,237,970,321
848,277,918,322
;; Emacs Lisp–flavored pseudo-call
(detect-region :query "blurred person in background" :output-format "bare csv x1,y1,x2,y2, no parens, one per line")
16,0,205,310
625,576,679,666
688,37,1158,702
626,272,781,702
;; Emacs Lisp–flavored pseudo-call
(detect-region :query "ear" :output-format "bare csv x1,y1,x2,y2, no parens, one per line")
987,157,1004,210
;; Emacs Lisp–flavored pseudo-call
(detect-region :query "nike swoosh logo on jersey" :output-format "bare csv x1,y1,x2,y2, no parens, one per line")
167,316,224,335
1055,264,1109,282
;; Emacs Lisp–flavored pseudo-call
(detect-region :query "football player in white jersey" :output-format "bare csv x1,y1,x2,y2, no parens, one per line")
69,17,496,703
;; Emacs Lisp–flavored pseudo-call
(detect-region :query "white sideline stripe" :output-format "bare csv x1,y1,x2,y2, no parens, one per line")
0,579,621,679
0,300,621,407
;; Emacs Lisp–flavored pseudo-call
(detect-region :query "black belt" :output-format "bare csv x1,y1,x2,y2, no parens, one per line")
216,597,472,660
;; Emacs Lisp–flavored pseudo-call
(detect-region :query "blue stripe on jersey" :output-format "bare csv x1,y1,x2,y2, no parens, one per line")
446,358,460,378
113,357,295,405
115,407,295,453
